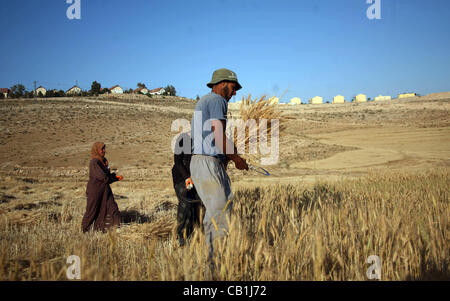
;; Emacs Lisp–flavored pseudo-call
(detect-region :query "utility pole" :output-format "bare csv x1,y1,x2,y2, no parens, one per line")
33,81,37,104
74,80,78,100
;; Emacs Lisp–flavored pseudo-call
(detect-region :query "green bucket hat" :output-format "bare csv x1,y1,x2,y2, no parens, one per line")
207,68,242,90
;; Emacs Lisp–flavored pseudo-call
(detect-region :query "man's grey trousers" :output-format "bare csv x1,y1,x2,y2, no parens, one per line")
190,155,233,252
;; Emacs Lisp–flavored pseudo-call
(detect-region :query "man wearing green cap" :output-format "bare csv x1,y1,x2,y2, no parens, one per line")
190,68,248,262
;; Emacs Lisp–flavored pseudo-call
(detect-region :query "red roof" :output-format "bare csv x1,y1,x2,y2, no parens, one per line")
110,85,121,90
0,88,9,93
149,87,163,93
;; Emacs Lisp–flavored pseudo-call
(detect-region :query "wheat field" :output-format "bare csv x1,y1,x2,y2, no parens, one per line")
0,169,448,281
0,94,449,281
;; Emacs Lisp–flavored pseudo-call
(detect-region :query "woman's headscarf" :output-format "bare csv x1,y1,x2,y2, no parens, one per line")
91,141,108,166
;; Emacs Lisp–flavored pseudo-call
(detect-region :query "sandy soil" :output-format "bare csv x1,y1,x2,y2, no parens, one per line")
0,93,449,220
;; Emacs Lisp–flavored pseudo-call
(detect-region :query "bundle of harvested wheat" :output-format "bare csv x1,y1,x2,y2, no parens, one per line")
119,218,176,240
228,94,287,164
5,210,43,226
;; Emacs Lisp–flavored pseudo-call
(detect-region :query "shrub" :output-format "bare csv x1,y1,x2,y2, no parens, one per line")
25,91,34,98
56,90,65,97
46,90,55,98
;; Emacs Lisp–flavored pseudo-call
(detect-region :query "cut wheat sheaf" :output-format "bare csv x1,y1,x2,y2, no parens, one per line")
229,94,289,164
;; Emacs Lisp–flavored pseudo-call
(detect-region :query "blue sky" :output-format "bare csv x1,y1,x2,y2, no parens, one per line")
1,0,449,103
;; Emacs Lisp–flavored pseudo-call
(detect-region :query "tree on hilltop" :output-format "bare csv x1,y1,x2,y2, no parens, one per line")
163,85,176,96
137,82,147,89
91,81,101,96
10,84,25,98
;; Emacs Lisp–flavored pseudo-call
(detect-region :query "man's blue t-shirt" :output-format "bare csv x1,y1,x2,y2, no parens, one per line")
191,92,228,157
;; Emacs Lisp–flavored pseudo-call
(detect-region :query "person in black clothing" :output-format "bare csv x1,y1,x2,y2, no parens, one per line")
172,132,204,246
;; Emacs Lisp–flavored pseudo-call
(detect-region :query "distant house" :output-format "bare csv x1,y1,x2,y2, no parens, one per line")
110,85,123,94
66,85,82,95
309,96,323,104
353,94,367,103
398,93,417,99
134,87,149,94
332,95,345,104
0,88,9,98
374,95,391,101
35,86,47,97
149,87,166,95
289,97,301,105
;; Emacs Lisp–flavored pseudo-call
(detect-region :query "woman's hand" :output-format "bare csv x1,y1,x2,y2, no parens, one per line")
185,177,193,190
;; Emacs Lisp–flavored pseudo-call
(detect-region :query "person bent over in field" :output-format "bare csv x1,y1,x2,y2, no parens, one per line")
172,131,204,246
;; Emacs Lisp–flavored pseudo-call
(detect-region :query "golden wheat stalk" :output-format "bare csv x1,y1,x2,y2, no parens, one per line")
229,94,287,163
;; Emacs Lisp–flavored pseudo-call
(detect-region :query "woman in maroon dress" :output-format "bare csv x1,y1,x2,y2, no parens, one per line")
81,142,123,233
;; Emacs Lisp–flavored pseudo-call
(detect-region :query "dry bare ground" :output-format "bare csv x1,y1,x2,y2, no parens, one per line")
0,92,448,280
